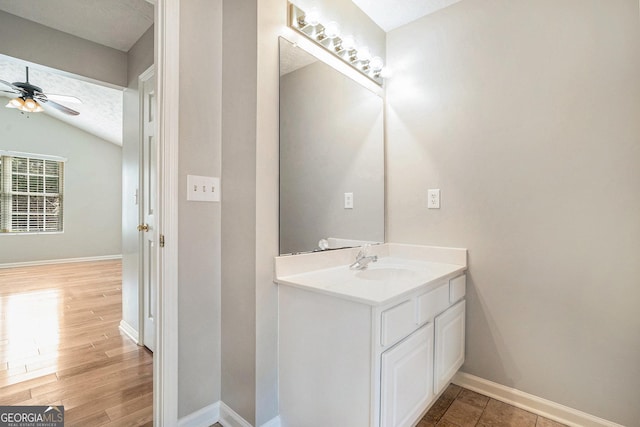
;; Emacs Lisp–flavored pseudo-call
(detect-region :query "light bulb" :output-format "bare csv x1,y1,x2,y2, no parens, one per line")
379,67,393,79
357,46,372,62
324,21,340,39
7,98,24,109
370,56,384,72
305,7,320,26
24,98,37,110
341,35,356,51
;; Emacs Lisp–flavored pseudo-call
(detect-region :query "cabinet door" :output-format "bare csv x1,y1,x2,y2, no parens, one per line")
434,300,465,395
380,323,434,427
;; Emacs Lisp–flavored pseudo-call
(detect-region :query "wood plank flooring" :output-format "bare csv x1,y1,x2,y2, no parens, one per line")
0,260,153,426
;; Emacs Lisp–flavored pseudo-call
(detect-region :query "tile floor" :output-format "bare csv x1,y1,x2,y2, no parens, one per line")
210,384,567,427
418,384,566,427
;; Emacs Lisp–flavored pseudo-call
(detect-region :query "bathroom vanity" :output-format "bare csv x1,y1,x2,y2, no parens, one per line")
275,243,467,427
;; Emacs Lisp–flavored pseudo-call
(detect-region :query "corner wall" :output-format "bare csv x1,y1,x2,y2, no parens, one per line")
385,1,640,425
253,0,386,424
178,0,223,417
221,0,258,423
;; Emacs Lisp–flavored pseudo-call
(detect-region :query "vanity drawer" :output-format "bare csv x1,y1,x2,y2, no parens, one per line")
381,299,416,347
417,282,450,325
450,274,466,303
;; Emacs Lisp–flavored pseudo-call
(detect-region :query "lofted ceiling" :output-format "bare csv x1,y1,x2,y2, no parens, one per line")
0,0,153,52
0,0,153,146
0,57,123,145
351,0,464,32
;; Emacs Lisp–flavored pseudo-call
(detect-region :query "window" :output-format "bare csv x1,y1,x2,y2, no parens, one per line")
0,152,65,233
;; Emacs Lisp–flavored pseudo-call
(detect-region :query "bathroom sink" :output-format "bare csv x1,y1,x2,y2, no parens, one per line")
275,249,467,305
354,266,419,281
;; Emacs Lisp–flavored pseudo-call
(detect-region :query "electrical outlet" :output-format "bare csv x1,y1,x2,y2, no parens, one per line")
187,175,221,202
428,189,440,209
344,192,354,209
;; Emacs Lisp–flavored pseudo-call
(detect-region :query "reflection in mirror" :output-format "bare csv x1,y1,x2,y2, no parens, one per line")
279,37,384,255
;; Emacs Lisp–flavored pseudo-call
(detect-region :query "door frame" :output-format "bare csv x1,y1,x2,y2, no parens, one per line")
154,0,179,424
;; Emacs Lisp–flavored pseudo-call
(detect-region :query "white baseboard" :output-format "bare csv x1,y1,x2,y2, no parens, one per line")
219,402,253,427
178,402,220,427
452,372,624,427
178,401,280,427
118,320,139,344
0,254,122,269
260,415,281,427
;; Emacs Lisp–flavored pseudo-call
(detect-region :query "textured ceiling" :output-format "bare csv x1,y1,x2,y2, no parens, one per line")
351,0,464,31
0,0,153,52
0,57,123,145
280,39,318,76
0,0,154,145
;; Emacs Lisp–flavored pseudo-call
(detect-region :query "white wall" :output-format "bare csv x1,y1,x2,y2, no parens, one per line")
0,107,122,263
386,1,640,425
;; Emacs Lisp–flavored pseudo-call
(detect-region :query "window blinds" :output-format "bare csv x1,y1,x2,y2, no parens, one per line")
0,153,65,233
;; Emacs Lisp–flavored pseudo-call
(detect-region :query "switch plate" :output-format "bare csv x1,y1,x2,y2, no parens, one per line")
344,192,354,209
187,175,220,202
428,189,440,209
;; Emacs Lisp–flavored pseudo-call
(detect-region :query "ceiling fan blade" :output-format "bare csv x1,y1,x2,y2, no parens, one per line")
38,98,80,116
1,89,20,97
0,79,24,94
43,93,83,104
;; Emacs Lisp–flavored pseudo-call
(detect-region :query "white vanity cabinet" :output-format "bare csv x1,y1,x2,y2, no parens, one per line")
278,271,467,427
380,323,434,427
434,299,466,395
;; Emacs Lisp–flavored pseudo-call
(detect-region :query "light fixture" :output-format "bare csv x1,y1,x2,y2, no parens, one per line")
324,21,340,39
5,96,44,113
288,2,386,85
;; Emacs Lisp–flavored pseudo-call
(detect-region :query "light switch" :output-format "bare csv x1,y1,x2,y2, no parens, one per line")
344,192,354,209
428,189,440,209
187,175,221,202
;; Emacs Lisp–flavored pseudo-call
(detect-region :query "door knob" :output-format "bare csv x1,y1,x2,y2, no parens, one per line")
137,223,149,232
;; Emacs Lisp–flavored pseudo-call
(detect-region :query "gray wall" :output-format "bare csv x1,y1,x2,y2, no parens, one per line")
221,0,258,423
178,0,223,417
279,61,384,254
385,1,640,425
0,10,127,87
0,106,122,263
121,26,154,336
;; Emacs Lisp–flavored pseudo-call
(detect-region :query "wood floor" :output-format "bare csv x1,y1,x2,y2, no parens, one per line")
0,260,153,426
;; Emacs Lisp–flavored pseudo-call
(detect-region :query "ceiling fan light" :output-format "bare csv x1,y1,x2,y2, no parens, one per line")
24,98,37,110
7,97,25,109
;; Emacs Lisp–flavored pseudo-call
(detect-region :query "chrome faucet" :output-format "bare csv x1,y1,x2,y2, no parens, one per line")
349,244,378,270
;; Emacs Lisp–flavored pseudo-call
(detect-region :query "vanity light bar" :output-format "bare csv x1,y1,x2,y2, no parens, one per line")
288,3,386,85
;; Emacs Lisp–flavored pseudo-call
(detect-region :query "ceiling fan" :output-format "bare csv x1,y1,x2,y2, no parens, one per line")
0,66,81,116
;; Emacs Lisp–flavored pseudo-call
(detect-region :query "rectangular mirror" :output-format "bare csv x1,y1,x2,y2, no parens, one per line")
279,37,384,255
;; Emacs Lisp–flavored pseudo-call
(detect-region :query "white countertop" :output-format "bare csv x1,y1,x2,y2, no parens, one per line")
275,244,467,306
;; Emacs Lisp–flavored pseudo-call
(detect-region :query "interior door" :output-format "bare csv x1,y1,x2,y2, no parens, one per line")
140,67,157,352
